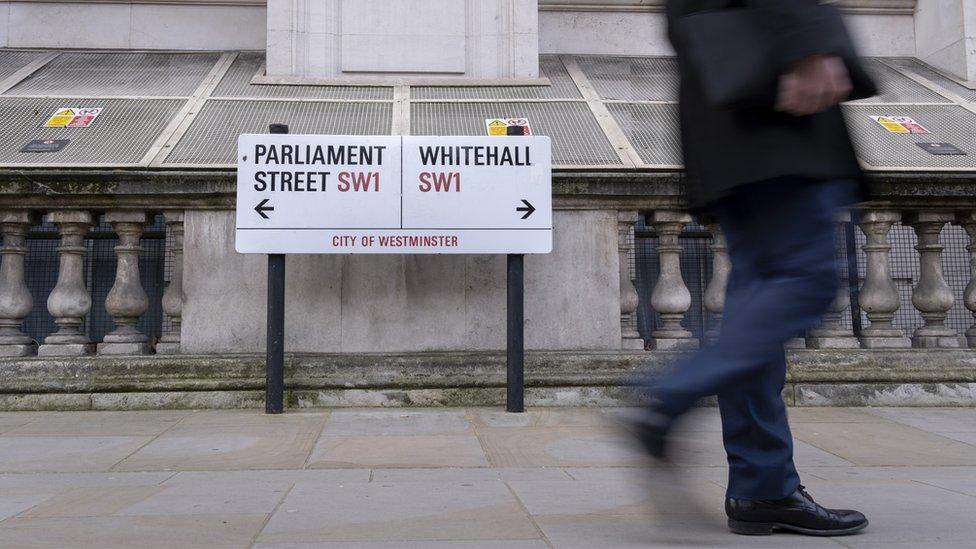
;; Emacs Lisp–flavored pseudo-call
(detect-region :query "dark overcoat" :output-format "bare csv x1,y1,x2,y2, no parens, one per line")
665,0,865,208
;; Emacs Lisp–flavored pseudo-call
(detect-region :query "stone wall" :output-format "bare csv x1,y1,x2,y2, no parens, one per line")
181,209,622,353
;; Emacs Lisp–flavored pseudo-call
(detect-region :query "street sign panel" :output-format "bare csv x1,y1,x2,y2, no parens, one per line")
236,134,552,254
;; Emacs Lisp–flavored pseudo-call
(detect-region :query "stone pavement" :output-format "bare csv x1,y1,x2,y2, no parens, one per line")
1,407,975,548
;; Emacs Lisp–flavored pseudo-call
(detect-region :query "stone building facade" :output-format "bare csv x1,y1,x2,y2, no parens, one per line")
0,0,974,409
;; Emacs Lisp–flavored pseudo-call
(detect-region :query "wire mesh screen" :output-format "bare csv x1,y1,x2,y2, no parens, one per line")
22,215,167,345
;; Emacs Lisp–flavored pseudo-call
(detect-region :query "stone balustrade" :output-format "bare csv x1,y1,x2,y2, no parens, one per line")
634,206,976,352
0,209,184,357
1,203,975,358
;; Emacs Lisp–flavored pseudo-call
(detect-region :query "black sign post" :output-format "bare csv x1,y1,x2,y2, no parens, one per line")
265,123,289,414
506,124,526,413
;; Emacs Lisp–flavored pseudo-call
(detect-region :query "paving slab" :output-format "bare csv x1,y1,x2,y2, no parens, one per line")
322,409,472,435
478,426,653,467
788,407,891,424
1,411,194,436
0,494,51,521
0,413,40,434
114,415,325,471
0,471,174,491
308,435,489,468
253,541,549,548
469,407,611,429
165,469,371,485
939,431,976,445
258,481,540,544
792,421,976,466
0,436,153,473
0,514,267,548
371,467,570,483
18,485,164,518
533,514,847,548
508,477,726,517
863,407,976,434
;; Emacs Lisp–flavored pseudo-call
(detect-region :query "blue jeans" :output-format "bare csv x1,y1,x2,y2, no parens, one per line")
650,177,857,500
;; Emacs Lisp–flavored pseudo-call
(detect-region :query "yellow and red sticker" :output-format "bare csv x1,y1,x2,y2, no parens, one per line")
43,107,103,128
871,115,930,134
485,118,533,137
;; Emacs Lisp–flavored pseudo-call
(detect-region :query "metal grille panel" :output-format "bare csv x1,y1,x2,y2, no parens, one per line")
849,59,952,104
844,104,976,169
411,102,621,166
574,56,679,101
165,99,393,165
0,50,48,83
6,52,219,97
212,52,393,100
886,58,976,102
606,102,682,166
412,56,582,100
0,97,184,165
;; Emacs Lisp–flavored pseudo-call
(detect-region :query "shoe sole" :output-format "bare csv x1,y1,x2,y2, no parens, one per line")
729,518,869,537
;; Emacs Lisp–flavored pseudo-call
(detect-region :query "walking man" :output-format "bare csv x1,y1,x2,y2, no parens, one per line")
631,0,873,537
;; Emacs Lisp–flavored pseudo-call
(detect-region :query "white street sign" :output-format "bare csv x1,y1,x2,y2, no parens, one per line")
235,134,552,254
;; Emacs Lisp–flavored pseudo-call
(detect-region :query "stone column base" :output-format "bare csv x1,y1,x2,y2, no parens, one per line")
806,336,861,349
155,342,181,355
912,335,962,349
649,338,699,351
0,343,37,357
38,343,95,356
621,338,645,351
860,335,912,349
97,342,150,355
784,337,807,349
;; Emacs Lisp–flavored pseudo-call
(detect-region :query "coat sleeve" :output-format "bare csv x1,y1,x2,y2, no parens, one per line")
742,0,848,68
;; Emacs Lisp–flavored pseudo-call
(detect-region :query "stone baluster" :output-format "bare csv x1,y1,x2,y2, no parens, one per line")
857,210,910,348
961,211,976,348
648,211,697,350
0,211,38,356
808,213,859,349
98,211,150,355
703,223,730,342
905,211,959,348
157,211,184,354
38,211,94,356
618,211,644,350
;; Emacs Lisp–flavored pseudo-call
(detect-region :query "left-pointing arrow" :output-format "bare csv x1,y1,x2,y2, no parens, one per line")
255,198,274,219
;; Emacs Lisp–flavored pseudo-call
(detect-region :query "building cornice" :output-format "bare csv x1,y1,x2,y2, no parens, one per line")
7,1,266,6
15,0,917,13
538,0,917,15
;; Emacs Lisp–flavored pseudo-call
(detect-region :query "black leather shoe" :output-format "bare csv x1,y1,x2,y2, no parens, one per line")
624,403,671,459
726,486,868,536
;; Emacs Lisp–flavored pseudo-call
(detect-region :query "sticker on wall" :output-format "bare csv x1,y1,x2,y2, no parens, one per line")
485,118,533,137
916,142,966,155
43,107,103,128
871,115,930,134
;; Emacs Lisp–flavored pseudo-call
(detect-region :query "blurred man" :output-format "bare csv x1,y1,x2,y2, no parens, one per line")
630,0,871,537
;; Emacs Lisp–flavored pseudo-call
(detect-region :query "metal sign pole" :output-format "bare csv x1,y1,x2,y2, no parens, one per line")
506,253,525,413
506,124,526,413
265,123,288,414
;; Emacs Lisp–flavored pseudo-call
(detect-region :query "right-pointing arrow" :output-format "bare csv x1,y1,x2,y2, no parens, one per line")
516,199,536,220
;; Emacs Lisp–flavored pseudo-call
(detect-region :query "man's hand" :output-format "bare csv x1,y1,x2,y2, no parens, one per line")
775,55,852,116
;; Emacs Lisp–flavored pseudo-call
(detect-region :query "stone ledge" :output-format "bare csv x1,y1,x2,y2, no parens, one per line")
1,349,975,410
